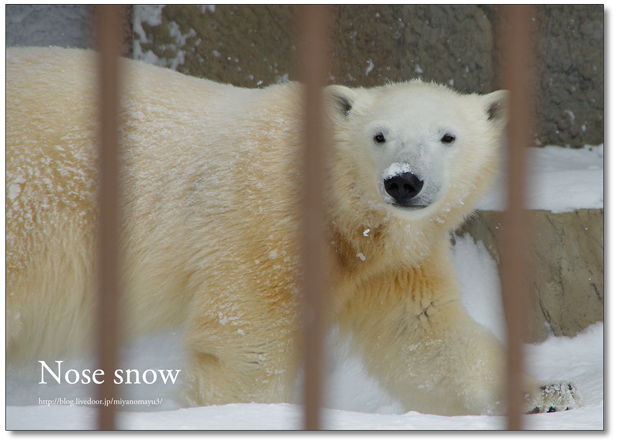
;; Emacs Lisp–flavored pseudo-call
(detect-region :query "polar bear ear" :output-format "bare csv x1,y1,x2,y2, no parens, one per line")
483,89,509,126
324,85,357,118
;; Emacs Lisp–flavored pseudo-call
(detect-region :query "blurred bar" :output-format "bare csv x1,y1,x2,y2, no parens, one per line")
296,4,332,431
498,5,536,430
96,4,123,431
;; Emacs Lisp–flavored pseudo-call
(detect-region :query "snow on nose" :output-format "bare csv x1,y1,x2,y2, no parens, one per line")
383,162,412,180
383,162,425,204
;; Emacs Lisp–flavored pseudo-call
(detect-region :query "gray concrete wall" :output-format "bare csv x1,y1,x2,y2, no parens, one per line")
484,5,604,148
6,4,132,57
6,5,96,49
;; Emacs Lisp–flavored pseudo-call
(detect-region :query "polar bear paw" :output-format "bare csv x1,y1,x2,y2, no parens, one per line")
525,382,583,414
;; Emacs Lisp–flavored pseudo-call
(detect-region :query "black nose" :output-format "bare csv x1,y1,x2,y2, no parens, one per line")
384,173,424,202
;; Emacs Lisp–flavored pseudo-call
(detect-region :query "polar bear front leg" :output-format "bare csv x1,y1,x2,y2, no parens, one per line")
339,286,507,415
342,288,582,415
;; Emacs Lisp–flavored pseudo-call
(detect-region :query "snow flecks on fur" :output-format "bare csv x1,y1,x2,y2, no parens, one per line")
7,180,23,201
217,311,240,326
5,134,97,271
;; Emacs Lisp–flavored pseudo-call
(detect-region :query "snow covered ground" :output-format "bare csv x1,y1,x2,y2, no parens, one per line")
478,144,603,213
4,145,604,432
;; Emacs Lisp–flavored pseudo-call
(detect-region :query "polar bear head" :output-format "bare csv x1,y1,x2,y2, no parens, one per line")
325,80,508,229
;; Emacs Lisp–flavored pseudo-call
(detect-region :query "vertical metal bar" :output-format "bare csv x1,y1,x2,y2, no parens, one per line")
498,4,536,431
96,4,122,431
297,4,332,431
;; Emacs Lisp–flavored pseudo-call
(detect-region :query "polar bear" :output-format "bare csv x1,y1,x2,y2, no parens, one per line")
6,47,580,416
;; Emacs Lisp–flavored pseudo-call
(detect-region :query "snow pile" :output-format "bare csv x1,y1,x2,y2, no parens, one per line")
477,144,603,213
452,235,506,343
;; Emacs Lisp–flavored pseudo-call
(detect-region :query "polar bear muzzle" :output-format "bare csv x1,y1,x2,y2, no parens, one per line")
384,172,424,206
381,161,435,209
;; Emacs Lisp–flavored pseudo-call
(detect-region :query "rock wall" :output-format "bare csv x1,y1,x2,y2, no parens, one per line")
457,210,604,342
134,4,603,148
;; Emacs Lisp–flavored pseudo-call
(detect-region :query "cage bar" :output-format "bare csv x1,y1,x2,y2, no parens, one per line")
297,4,332,431
498,4,536,431
96,4,123,431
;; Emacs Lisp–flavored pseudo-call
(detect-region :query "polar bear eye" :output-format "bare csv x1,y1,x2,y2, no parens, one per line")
441,133,456,144
374,133,386,144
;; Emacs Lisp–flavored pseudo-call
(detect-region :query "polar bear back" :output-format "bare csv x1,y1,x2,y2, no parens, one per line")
6,47,306,360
